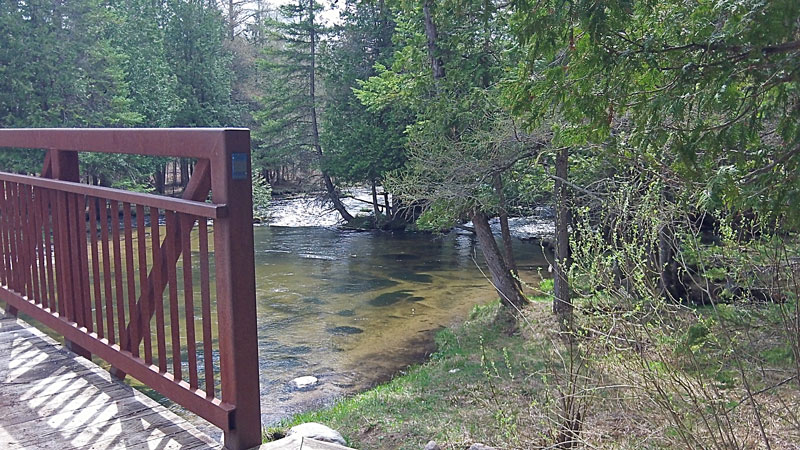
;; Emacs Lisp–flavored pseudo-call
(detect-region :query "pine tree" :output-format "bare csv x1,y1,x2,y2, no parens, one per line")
255,0,353,221
320,0,408,224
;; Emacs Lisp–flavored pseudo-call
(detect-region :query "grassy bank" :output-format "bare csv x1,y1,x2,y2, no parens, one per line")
269,286,800,449
270,300,554,449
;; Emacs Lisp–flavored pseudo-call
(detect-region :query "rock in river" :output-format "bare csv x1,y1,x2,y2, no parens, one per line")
292,376,318,389
327,325,364,335
368,290,412,306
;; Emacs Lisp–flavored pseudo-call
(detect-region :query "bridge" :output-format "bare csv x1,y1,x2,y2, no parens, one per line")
0,129,262,449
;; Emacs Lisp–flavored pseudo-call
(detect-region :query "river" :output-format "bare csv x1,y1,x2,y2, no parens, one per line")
250,193,550,425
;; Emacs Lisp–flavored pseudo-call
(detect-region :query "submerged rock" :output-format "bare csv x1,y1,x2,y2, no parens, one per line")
395,272,434,283
288,422,347,446
291,376,318,389
368,290,412,306
327,325,364,335
302,296,327,305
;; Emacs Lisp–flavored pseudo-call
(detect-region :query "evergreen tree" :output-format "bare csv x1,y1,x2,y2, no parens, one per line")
255,0,353,221
164,0,237,127
320,0,408,223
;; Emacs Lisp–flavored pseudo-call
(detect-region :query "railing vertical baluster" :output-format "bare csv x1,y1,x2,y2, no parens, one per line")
136,204,152,363
15,183,28,297
89,197,104,339
0,181,8,288
75,194,92,332
16,183,28,298
34,187,49,310
165,211,182,381
17,183,27,297
110,200,127,350
1,181,11,289
4,181,12,291
123,203,138,354
24,185,40,304
29,185,42,306
67,193,83,325
151,208,167,372
9,183,19,293
44,189,57,313
198,218,215,398
54,190,73,321
182,215,199,389
100,199,116,344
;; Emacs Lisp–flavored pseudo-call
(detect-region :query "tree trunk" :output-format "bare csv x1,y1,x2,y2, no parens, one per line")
423,0,445,81
153,165,165,194
179,158,190,188
553,145,572,324
308,0,353,222
472,211,526,311
371,180,380,226
493,173,517,275
228,0,236,40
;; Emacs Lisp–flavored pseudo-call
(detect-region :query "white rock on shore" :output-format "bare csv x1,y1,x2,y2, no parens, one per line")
288,422,347,446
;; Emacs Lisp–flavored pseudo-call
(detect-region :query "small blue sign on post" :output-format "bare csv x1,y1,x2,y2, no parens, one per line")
232,153,248,180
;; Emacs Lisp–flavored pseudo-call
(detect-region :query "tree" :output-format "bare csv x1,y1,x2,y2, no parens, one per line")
507,0,800,314
319,0,408,224
0,0,143,179
357,0,543,319
255,0,354,221
164,0,237,128
509,0,799,222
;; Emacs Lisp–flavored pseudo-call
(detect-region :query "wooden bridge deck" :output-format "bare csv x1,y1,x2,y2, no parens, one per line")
0,309,222,450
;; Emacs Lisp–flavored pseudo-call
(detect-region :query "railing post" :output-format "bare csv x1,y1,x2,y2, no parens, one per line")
211,130,262,449
49,150,91,360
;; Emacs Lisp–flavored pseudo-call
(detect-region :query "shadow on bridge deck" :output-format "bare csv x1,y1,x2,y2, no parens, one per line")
0,309,221,450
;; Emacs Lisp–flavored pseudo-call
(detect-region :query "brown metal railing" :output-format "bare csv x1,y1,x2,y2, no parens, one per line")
0,129,261,450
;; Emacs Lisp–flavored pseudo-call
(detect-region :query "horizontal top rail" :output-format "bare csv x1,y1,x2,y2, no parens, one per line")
0,172,226,218
0,128,248,159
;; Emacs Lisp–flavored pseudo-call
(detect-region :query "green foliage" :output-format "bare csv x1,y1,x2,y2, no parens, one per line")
252,0,328,176
356,0,544,225
319,1,408,187
508,0,800,225
251,172,272,221
0,0,237,186
163,0,237,127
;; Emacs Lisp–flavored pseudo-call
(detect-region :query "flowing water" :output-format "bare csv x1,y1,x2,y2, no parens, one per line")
251,224,548,425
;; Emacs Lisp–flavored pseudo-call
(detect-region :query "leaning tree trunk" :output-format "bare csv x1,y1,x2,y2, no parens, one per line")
308,1,353,222
473,211,527,311
553,145,572,324
493,173,517,275
371,180,381,226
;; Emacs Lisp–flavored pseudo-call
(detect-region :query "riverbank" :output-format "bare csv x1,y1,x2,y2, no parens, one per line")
269,290,800,449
